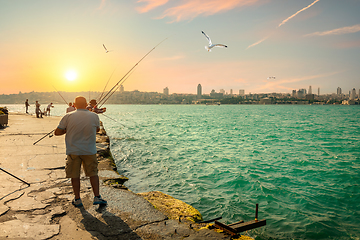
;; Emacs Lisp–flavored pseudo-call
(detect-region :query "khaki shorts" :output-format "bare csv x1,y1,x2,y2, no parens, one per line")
65,154,98,178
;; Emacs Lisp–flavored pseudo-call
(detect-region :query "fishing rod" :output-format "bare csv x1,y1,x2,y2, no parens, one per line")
33,129,54,145
0,168,31,186
33,85,66,145
101,114,125,127
96,68,117,103
97,37,168,108
52,85,68,105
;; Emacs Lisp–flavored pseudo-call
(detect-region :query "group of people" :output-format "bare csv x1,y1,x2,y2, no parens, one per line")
25,99,54,118
66,99,106,114
28,98,106,116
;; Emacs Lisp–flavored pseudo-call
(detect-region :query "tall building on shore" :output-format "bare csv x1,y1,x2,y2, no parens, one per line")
230,89,233,95
119,84,124,93
337,87,342,96
239,89,245,96
197,84,202,98
309,86,312,95
163,87,169,95
350,88,356,100
318,87,320,96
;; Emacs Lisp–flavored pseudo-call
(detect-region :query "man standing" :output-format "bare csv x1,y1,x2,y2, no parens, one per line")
55,96,107,207
46,103,54,116
35,101,42,118
25,99,30,114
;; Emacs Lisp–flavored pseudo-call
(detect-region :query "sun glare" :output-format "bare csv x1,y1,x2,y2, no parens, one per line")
65,70,78,81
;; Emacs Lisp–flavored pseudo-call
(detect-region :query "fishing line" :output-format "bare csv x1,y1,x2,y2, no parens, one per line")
52,85,68,105
96,67,117,103
97,37,168,108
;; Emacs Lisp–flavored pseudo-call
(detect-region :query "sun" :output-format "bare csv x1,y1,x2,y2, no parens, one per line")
65,70,78,81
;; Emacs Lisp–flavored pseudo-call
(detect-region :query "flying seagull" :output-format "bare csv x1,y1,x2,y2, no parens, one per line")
267,76,276,79
103,44,110,53
201,31,227,52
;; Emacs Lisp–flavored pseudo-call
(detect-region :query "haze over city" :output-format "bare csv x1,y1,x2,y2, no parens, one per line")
1,0,360,95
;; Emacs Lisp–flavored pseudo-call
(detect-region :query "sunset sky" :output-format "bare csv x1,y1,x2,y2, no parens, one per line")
1,0,360,95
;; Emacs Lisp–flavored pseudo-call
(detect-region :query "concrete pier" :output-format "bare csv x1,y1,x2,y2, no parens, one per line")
0,113,243,240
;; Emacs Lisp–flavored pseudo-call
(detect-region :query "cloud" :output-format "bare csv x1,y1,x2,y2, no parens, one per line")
98,0,106,9
278,0,320,28
246,36,269,49
247,0,320,50
136,0,261,22
136,0,169,13
304,24,360,37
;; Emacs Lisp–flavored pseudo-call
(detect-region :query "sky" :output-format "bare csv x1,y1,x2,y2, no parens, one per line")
1,0,360,95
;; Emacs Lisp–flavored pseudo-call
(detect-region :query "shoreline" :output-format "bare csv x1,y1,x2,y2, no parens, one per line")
96,121,205,223
0,112,251,239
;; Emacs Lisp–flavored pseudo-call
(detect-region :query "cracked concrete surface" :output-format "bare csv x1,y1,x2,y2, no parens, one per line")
0,113,244,240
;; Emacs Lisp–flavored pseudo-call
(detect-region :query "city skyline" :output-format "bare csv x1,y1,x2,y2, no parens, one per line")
4,84,360,97
1,1,360,95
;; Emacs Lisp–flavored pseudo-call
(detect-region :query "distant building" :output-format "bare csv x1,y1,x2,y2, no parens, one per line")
230,89,233,95
292,90,296,98
210,89,223,98
297,89,306,99
337,87,342,96
308,86,312,95
306,94,314,100
163,87,169,95
239,89,245,96
350,88,356,100
119,85,124,93
219,89,225,94
260,97,271,104
318,87,320,96
197,84,202,97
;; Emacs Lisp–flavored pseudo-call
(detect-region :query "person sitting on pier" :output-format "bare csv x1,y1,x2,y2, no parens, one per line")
66,102,76,113
87,99,106,114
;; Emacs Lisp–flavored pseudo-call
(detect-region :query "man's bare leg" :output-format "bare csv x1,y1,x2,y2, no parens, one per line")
71,178,81,199
90,175,100,197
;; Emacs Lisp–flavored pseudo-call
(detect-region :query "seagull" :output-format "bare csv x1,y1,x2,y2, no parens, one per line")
267,76,276,79
103,44,110,53
201,31,227,52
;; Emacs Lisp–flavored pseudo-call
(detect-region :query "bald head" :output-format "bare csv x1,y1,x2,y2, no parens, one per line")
74,96,87,109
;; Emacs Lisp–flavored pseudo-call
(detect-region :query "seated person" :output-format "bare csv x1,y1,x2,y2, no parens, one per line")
66,102,76,113
87,99,106,114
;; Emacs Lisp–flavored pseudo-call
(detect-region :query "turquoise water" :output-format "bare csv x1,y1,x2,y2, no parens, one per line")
4,104,360,239
103,105,360,240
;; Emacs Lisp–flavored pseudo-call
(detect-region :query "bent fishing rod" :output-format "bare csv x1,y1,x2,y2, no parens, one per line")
97,37,168,108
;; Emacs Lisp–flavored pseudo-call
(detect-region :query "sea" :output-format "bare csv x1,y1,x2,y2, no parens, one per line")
3,103,360,240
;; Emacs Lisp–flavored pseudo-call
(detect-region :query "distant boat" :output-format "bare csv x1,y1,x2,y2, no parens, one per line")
206,102,220,105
